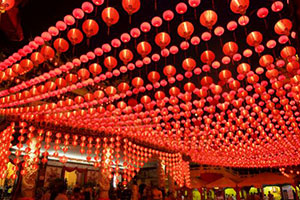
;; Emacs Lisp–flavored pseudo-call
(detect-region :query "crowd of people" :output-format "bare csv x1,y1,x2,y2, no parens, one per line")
39,178,174,200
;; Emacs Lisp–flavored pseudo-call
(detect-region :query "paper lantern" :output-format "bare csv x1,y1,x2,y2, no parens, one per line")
82,19,99,37
274,19,292,35
102,7,119,27
200,10,218,29
155,32,171,49
53,38,69,53
119,49,134,64
177,21,194,39
67,28,84,45
230,0,249,15
246,31,263,47
137,41,152,57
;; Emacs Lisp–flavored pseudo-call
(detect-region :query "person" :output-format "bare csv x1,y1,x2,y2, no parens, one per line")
263,194,268,200
228,194,233,200
70,187,84,200
42,178,68,200
138,184,147,200
268,191,274,200
151,187,163,200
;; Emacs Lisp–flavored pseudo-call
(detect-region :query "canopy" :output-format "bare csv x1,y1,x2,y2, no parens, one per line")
238,173,294,188
191,177,207,188
206,177,237,188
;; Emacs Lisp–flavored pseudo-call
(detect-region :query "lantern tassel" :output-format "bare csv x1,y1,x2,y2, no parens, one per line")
194,9,197,20
72,45,75,56
129,15,131,24
155,0,157,11
263,19,268,30
107,27,110,35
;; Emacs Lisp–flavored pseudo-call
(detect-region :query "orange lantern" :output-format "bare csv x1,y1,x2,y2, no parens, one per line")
30,52,44,66
219,69,232,81
137,41,152,57
246,31,263,47
119,49,134,64
67,28,84,45
40,46,55,60
132,77,144,88
155,32,171,49
182,58,196,71
20,59,34,71
200,10,218,29
122,0,140,22
147,71,160,83
89,63,102,76
163,65,176,77
104,56,118,71
201,76,213,86
45,81,57,91
280,46,296,59
230,0,249,15
141,95,151,104
259,55,274,67
55,78,67,88
82,19,99,37
77,68,90,80
274,19,292,35
118,82,130,93
169,87,180,96
237,63,251,75
94,90,105,99
201,50,215,64
222,41,238,57
105,86,117,96
177,21,194,39
102,7,119,27
12,64,24,75
184,82,195,93
5,68,16,78
53,38,69,53
65,74,78,84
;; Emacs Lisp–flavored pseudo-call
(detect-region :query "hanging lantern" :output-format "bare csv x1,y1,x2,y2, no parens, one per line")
67,28,84,45
177,21,194,39
82,19,99,37
40,46,55,60
222,41,238,57
155,32,171,49
30,52,44,66
132,77,144,88
104,56,118,71
148,71,160,83
102,7,119,28
230,0,249,15
53,38,69,53
89,63,102,76
0,0,15,13
274,19,292,35
163,65,176,77
137,41,152,57
119,49,134,64
246,31,263,47
182,58,196,71
200,10,218,29
122,0,140,23
77,68,90,80
201,50,215,65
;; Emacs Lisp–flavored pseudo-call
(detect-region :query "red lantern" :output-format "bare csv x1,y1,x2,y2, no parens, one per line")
40,46,55,60
53,38,69,53
132,77,144,88
122,0,140,16
67,28,84,45
82,19,99,37
89,63,102,76
280,46,296,59
201,50,215,64
102,7,119,27
246,31,263,47
55,78,67,88
200,10,218,29
137,41,152,57
104,56,118,71
222,41,238,57
155,32,171,49
77,68,90,80
20,59,34,71
119,49,134,64
30,52,44,66
230,0,249,15
148,71,160,83
177,21,194,39
118,82,130,93
274,19,292,35
259,55,274,67
163,65,176,77
182,58,196,71
0,0,15,12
